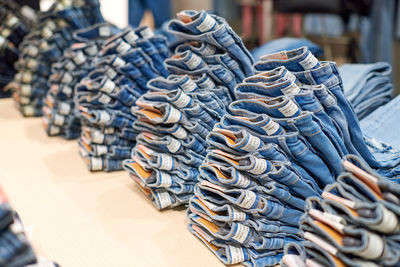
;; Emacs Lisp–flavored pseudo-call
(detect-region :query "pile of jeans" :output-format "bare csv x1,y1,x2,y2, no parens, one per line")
339,62,393,120
186,46,400,267
0,0,36,98
0,186,60,267
361,95,400,154
75,26,171,172
122,10,254,210
0,187,38,266
8,0,104,117
42,23,119,139
282,155,400,267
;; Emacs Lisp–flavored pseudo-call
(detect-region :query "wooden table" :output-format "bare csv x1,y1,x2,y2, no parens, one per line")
0,99,224,267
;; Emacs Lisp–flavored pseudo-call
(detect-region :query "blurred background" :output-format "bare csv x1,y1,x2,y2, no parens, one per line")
31,0,400,96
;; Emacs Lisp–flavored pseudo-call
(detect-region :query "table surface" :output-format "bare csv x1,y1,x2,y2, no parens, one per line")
0,99,226,267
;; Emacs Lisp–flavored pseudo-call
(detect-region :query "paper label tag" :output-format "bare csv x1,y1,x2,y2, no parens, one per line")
371,207,398,234
22,72,32,83
73,51,86,65
106,67,117,79
125,31,139,44
159,172,172,187
98,93,111,104
21,84,32,96
59,102,71,115
231,223,250,244
184,54,202,69
278,100,299,117
172,126,188,139
99,111,111,124
156,190,173,209
298,52,319,70
96,145,108,155
240,190,257,209
196,14,216,32
199,77,215,89
112,57,126,68
92,130,105,143
235,172,251,188
140,27,154,38
166,138,181,153
6,16,19,28
27,59,37,70
23,105,34,115
65,60,75,71
229,246,245,264
180,78,197,92
0,36,5,47
202,43,216,55
116,41,131,54
42,27,53,38
49,125,61,135
101,79,115,94
1,28,11,39
91,157,103,171
240,134,260,152
250,157,268,175
171,91,191,108
262,119,280,136
99,26,111,37
27,46,39,57
281,83,300,95
159,154,174,170
231,207,246,221
354,232,384,259
285,71,297,84
61,72,73,84
20,97,30,105
54,114,65,126
165,106,182,123
84,45,98,56
62,85,73,96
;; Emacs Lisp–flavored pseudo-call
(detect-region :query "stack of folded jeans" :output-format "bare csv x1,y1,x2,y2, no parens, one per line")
339,62,393,120
167,9,255,95
187,46,400,266
124,76,228,209
8,0,104,117
122,10,254,210
75,26,171,172
361,95,400,154
0,187,37,266
282,155,400,267
0,186,60,267
0,0,36,98
42,23,120,139
253,47,400,179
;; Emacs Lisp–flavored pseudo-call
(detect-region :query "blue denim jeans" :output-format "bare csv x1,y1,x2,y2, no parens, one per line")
168,10,254,77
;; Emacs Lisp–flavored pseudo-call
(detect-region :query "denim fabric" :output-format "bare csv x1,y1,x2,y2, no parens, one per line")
168,10,254,77
361,95,400,153
43,23,118,139
71,26,171,172
10,0,105,116
124,10,252,211
339,62,393,119
0,2,33,97
283,155,400,266
251,37,323,61
254,48,400,178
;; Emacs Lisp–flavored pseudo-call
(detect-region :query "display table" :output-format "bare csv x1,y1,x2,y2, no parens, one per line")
0,99,224,267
